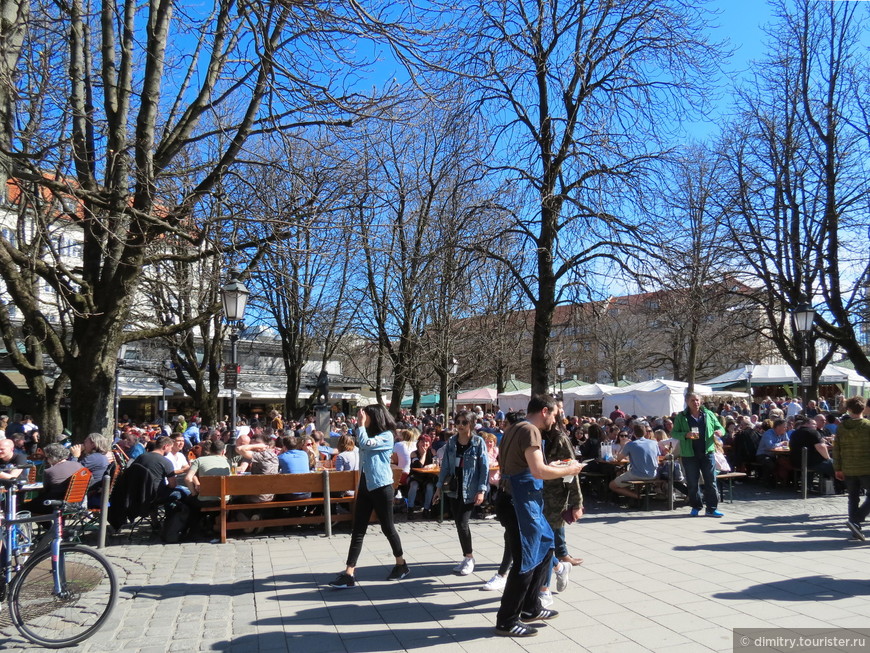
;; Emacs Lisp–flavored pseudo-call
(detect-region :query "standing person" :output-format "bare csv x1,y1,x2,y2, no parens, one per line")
494,395,580,638
833,397,870,541
328,405,408,588
433,410,490,575
542,406,584,568
671,392,724,517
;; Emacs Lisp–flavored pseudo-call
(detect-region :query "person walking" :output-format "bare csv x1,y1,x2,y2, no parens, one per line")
328,405,409,588
494,394,580,638
833,396,870,541
433,410,490,576
671,392,724,517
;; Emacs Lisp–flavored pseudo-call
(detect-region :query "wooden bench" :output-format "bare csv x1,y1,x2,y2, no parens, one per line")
626,479,659,510
198,470,361,543
715,472,747,503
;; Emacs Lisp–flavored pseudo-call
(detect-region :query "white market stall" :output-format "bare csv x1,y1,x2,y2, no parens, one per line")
497,388,531,414
561,383,620,417
601,379,720,418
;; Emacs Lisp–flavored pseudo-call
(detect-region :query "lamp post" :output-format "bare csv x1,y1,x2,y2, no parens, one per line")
557,360,566,397
449,357,458,418
746,363,754,407
792,301,816,413
221,268,250,445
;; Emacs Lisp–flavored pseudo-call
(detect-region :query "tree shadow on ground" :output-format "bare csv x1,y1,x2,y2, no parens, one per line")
712,575,870,601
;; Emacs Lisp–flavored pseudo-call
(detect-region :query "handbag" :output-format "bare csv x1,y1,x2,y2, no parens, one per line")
657,459,685,483
442,473,458,497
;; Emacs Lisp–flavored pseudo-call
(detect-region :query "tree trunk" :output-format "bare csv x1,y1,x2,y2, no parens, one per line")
68,364,115,441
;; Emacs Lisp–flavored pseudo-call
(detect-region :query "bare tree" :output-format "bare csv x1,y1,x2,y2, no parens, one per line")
723,0,869,392
456,0,721,394
0,1,431,438
355,92,497,415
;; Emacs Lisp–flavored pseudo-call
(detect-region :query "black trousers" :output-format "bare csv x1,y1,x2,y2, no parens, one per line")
346,476,403,568
450,497,475,556
495,492,552,628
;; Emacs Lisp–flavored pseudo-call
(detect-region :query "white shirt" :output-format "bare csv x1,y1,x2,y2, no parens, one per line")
392,441,413,473
165,451,188,473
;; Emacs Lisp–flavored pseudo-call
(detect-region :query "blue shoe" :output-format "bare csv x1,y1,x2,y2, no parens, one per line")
689,508,700,517
705,509,724,518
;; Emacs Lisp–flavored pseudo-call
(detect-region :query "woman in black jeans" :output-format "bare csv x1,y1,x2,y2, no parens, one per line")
328,405,408,589
434,410,490,576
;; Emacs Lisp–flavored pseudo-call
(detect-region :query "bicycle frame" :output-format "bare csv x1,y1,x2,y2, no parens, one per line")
1,474,62,586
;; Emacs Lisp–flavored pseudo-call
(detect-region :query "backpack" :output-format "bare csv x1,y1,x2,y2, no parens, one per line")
161,499,190,544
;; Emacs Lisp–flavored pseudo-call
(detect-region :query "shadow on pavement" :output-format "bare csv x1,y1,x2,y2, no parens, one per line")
207,625,497,651
712,575,870,601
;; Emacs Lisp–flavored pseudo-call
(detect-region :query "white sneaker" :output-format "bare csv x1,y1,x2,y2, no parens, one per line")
454,556,475,575
482,574,507,591
539,589,554,608
554,562,571,593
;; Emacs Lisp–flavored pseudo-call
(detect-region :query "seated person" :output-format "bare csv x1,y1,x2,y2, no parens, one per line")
0,438,28,482
755,418,788,482
610,434,660,501
21,443,84,514
276,435,312,502
789,416,840,490
235,433,279,505
407,435,438,515
312,430,336,460
70,432,113,507
184,440,231,530
334,434,359,472
164,433,191,488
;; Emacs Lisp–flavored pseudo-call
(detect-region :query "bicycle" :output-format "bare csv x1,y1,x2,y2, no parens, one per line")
1,464,118,648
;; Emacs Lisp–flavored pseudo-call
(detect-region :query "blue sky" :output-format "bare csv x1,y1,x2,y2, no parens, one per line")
683,0,776,138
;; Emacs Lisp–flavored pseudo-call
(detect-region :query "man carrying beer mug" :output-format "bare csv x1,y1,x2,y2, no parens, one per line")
671,392,725,517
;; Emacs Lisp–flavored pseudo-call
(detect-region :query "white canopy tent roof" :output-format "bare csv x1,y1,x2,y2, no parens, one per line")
457,386,498,404
704,363,870,392
601,379,725,418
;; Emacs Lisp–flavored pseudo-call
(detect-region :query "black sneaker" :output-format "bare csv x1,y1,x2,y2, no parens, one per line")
494,622,538,637
846,521,865,541
328,573,356,589
386,563,410,580
520,608,559,622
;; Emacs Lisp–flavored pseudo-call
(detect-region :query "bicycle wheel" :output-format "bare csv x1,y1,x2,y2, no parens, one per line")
9,544,118,648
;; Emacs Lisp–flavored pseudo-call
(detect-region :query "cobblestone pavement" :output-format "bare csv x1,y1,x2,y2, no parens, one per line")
2,485,868,652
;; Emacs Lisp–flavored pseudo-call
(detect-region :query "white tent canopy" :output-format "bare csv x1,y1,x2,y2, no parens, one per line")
497,388,531,414
457,386,498,404
601,379,721,418
704,363,870,393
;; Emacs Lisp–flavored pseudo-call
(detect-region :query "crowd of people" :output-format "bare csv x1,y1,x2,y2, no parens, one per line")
2,390,870,638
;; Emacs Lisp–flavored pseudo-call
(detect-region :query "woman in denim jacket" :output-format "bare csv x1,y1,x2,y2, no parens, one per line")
435,410,490,576
329,405,408,589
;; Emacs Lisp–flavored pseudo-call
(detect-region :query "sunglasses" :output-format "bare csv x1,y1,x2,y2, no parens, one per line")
457,420,470,426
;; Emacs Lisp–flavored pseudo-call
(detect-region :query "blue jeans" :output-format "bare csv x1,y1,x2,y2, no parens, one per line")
682,454,718,511
553,525,568,559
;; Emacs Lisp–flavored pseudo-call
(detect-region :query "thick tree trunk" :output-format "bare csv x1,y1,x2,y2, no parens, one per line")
68,364,115,441
32,391,64,443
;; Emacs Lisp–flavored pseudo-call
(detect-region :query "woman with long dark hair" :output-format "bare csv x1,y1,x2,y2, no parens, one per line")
434,409,489,576
329,405,408,588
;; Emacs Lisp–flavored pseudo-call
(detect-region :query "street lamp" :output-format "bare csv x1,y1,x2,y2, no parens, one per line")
449,357,458,418
221,268,250,444
557,360,566,397
746,362,754,406
792,301,816,412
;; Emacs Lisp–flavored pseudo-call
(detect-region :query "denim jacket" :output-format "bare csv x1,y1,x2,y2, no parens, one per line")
357,426,395,491
437,434,489,503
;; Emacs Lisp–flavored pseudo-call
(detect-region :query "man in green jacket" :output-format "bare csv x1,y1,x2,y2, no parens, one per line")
671,392,724,517
833,396,870,541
